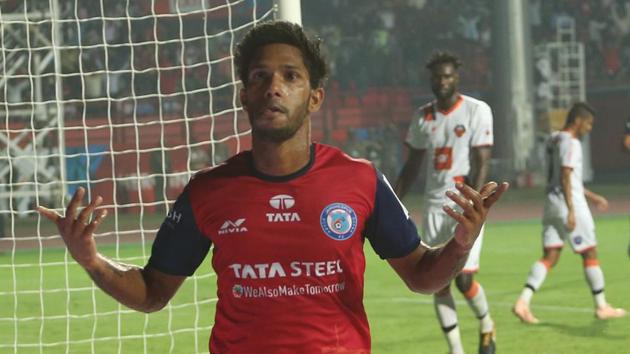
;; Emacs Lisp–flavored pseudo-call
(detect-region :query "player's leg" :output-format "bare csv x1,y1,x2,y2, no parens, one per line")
514,217,564,324
425,209,464,354
577,249,626,319
569,207,626,319
456,273,495,354
454,227,495,354
434,284,465,354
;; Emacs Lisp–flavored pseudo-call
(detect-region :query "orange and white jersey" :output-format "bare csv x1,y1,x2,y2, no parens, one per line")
543,131,595,253
545,131,587,207
405,95,493,209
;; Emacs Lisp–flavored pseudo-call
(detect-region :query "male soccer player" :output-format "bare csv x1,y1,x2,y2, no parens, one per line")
512,102,626,324
37,21,508,353
395,51,496,354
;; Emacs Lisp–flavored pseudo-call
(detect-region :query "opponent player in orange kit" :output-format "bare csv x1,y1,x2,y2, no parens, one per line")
396,52,496,354
513,102,626,323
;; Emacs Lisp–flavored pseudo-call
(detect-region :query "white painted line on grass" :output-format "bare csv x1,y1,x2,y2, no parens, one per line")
367,297,593,313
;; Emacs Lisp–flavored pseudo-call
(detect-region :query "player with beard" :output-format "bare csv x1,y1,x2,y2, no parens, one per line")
37,22,508,353
395,51,496,354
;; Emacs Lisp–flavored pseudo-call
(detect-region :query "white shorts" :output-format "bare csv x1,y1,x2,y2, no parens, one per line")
421,208,484,273
542,194,596,253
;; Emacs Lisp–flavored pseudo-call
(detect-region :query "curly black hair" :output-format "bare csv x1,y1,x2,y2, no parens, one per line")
235,21,328,89
425,51,463,71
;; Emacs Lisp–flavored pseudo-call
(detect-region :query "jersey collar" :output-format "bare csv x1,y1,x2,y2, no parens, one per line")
437,95,464,116
250,143,316,183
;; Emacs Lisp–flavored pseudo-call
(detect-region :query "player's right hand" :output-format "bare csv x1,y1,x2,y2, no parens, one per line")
444,181,509,249
36,187,108,270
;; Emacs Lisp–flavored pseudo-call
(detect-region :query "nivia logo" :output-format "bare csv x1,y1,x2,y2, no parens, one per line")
219,218,248,235
267,194,301,223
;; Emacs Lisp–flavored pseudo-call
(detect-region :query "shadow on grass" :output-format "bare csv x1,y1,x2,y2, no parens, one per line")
537,319,627,340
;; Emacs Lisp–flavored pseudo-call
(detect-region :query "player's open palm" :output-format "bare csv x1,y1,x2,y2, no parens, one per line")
36,187,108,269
444,182,509,248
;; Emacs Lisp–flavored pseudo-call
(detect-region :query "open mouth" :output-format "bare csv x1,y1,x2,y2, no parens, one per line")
263,103,287,115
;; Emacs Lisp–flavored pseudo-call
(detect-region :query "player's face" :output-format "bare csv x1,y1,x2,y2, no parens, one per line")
430,63,459,101
240,43,324,142
576,115,594,138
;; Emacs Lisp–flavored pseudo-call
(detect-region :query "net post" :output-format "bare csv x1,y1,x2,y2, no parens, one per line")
51,0,67,204
274,0,302,25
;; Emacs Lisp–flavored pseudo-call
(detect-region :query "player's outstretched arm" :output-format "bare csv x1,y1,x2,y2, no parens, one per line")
37,187,185,313
388,182,508,294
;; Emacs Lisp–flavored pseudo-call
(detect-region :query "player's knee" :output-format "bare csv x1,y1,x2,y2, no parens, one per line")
455,273,473,293
435,284,451,296
539,257,557,270
580,247,598,260
542,249,561,268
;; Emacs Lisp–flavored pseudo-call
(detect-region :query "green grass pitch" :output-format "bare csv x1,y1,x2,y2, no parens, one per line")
1,216,629,353
366,215,630,354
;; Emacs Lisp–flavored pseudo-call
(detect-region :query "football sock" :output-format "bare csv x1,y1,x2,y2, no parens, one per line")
464,281,494,333
583,259,606,308
434,292,464,354
520,260,550,304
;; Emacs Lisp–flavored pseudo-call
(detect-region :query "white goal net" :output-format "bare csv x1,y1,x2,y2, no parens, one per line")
0,0,277,353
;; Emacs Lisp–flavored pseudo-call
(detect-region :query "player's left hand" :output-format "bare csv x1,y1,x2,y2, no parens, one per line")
443,181,509,249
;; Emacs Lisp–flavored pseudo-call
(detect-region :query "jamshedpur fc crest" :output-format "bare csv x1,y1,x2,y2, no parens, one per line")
320,203,357,241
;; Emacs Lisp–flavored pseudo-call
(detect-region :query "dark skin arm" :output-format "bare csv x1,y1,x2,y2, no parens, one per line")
560,166,576,231
394,145,425,198
469,146,491,190
37,187,185,313
388,182,509,294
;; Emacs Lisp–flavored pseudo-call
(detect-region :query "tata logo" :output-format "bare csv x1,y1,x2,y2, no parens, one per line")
218,218,248,235
267,194,301,223
269,194,295,209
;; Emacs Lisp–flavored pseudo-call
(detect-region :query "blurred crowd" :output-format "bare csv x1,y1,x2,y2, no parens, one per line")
304,0,630,92
3,0,630,118
530,0,630,82
303,0,492,90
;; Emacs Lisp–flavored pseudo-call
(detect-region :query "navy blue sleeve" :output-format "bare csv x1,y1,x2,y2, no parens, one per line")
147,188,211,276
364,170,422,259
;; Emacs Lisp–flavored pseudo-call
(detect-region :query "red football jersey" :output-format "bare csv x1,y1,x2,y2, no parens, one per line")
149,143,420,353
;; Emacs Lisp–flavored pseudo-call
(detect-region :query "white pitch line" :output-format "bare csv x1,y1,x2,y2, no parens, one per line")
367,297,593,313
